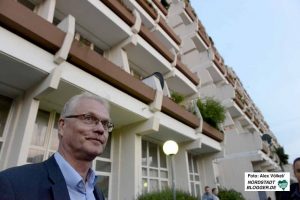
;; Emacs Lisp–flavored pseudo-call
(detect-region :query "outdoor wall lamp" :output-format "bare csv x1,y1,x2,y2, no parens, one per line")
163,140,179,200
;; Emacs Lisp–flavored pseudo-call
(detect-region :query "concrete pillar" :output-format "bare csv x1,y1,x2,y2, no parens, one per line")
173,146,189,191
34,0,56,23
3,94,40,167
111,128,142,200
198,155,216,189
104,45,131,73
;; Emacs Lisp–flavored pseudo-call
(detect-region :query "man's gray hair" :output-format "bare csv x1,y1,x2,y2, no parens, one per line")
60,92,110,118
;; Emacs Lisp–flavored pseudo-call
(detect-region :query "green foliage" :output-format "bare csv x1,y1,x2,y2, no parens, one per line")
218,188,245,200
276,146,289,166
136,189,197,200
196,97,226,129
171,92,185,104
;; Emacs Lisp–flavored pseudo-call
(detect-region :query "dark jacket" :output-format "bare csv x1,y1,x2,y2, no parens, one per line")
0,156,105,200
277,183,300,200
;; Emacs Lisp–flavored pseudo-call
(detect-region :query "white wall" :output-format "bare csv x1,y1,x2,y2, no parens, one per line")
225,131,262,155
217,157,259,200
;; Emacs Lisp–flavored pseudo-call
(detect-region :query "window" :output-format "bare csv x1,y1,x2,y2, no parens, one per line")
188,153,201,197
142,140,169,193
27,110,59,163
94,135,112,200
28,109,112,200
0,95,13,156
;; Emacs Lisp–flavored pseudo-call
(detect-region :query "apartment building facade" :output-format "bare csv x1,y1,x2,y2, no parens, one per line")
0,0,280,199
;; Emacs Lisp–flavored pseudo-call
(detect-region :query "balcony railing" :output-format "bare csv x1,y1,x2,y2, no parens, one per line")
184,2,197,21
261,141,270,155
158,17,182,45
152,0,168,16
139,25,174,62
136,0,157,19
197,20,211,47
162,96,200,128
245,108,253,121
253,117,260,128
226,70,236,87
101,0,135,26
176,60,199,85
202,121,224,142
233,90,244,110
211,45,226,75
136,0,181,45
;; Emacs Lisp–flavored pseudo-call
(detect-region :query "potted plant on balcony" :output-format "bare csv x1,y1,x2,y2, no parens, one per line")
275,146,289,171
196,97,226,130
171,91,185,104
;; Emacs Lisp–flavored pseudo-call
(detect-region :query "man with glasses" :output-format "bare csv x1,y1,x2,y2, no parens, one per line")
0,92,113,200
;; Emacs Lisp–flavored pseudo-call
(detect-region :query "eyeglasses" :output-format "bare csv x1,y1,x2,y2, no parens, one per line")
64,114,114,132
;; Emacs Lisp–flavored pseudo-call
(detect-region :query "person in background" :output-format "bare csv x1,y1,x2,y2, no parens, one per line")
289,157,300,199
212,187,220,200
201,186,214,200
277,157,300,200
0,92,113,200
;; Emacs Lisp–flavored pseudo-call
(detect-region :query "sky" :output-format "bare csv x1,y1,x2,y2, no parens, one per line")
190,0,300,163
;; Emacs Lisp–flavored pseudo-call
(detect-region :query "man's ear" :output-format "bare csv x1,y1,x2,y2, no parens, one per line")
58,118,65,138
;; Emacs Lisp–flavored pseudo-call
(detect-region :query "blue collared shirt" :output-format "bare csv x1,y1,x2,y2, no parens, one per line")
54,152,97,200
202,193,214,200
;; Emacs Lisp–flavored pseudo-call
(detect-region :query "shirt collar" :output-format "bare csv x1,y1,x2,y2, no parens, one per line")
54,152,97,190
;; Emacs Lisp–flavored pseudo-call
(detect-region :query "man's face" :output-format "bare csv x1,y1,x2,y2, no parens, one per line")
205,187,210,194
213,189,218,195
59,98,110,161
294,160,300,183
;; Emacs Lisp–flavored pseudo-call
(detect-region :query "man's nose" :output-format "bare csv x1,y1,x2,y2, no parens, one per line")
93,121,105,134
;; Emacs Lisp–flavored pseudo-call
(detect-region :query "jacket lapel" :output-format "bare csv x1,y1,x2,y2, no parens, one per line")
44,155,70,200
93,186,105,200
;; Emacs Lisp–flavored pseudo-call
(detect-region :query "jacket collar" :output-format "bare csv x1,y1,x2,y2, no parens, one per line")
44,155,103,200
44,155,71,200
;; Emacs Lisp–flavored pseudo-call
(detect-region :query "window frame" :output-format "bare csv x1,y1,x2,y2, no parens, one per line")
188,153,201,197
0,95,14,159
141,140,169,193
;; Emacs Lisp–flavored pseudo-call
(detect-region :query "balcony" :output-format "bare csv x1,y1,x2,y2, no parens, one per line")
55,0,133,51
181,50,227,89
226,71,236,87
152,0,168,16
222,88,258,132
180,27,208,56
211,45,226,75
197,20,211,47
167,0,194,29
184,2,197,22
97,0,198,91
162,96,199,128
233,90,244,111
261,141,270,155
202,121,224,142
165,66,199,96
0,0,203,131
125,0,181,50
